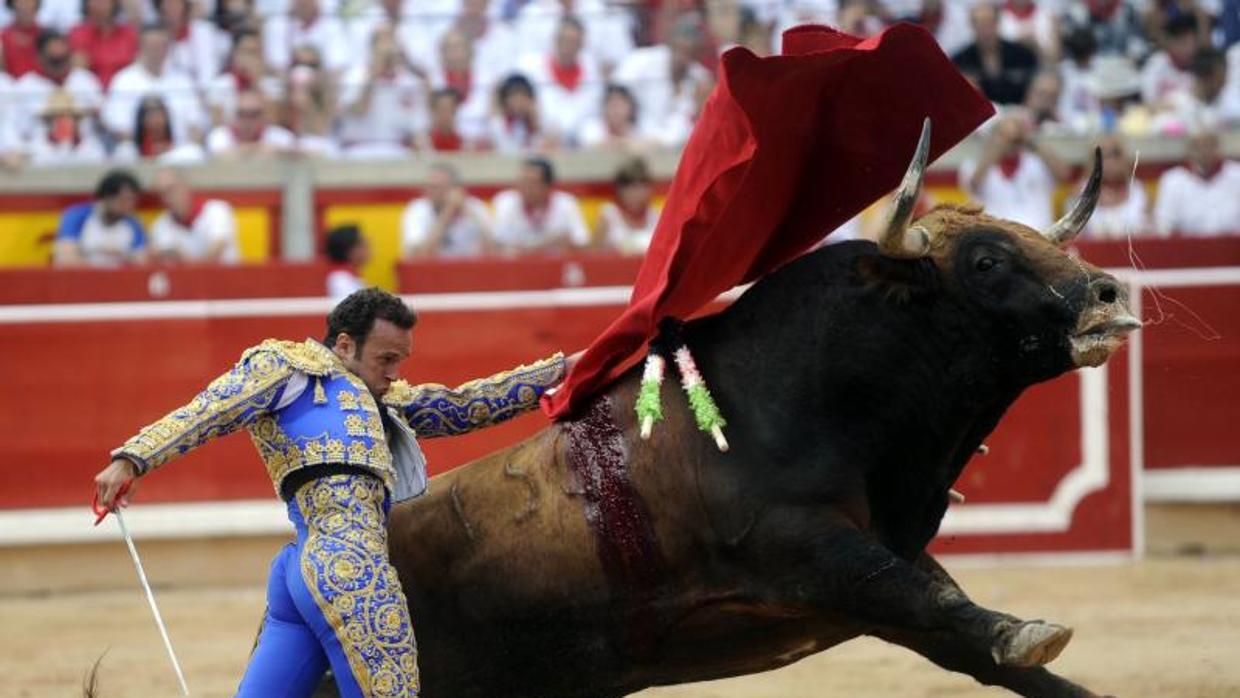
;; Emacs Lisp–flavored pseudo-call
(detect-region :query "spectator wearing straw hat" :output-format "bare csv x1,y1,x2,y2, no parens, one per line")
24,88,106,165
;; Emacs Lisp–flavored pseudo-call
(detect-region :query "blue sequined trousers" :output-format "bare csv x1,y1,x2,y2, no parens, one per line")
237,474,419,698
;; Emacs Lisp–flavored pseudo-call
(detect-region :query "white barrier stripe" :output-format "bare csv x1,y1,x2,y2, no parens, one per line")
0,500,291,545
1143,467,1240,502
0,265,1232,325
0,284,750,325
1108,265,1240,288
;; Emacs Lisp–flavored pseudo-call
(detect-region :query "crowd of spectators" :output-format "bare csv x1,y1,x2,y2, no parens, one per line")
0,0,1235,168
52,155,662,277
31,0,1240,278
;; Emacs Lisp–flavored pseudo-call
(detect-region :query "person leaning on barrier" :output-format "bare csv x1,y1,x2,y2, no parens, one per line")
93,288,578,697
52,168,147,267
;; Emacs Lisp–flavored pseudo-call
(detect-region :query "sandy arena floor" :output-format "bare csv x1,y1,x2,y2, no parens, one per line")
2,557,1237,698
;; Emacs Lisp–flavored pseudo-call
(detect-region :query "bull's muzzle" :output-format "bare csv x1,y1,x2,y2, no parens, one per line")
1069,276,1142,367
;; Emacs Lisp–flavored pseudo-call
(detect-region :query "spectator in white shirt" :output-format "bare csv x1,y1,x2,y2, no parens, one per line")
155,0,219,86
1140,15,1200,111
415,87,480,152
23,88,107,165
428,27,494,143
517,15,602,144
276,45,339,157
997,0,1059,61
489,73,559,153
959,112,1073,231
514,0,633,73
111,93,207,161
103,22,207,143
492,157,590,252
1082,134,1151,239
149,166,241,262
205,26,281,125
402,162,494,258
1153,127,1240,236
577,83,656,152
596,157,660,255
348,0,429,76
11,30,103,140
324,223,369,300
338,25,425,159
613,15,713,148
441,0,517,82
262,0,349,73
1057,27,1100,134
206,86,297,156
1154,47,1239,134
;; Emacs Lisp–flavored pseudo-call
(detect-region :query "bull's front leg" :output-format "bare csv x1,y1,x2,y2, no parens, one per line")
802,527,1101,697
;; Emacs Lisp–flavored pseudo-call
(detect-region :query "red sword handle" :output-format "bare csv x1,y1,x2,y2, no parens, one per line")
92,479,133,527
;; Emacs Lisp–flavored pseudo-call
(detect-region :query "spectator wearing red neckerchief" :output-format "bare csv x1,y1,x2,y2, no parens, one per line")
998,0,1059,60
154,0,219,87
205,27,281,126
2,0,45,77
516,15,601,146
416,87,489,153
428,28,493,146
488,73,559,153
1140,14,1201,110
66,0,137,88
491,157,589,253
11,30,103,141
959,112,1072,231
150,167,240,263
206,87,298,158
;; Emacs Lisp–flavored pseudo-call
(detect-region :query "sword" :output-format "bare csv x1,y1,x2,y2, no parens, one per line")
93,483,191,696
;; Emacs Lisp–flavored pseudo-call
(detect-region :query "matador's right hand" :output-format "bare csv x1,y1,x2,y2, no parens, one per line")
94,458,140,513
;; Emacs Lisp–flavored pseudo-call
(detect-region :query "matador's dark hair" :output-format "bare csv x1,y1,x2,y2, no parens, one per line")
323,288,417,352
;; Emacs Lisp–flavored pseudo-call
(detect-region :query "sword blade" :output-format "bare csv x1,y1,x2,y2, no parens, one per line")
115,509,191,696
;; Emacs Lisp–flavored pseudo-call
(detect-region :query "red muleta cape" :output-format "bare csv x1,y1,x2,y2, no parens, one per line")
541,23,995,419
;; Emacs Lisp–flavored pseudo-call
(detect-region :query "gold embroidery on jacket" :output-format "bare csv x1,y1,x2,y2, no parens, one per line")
382,353,565,438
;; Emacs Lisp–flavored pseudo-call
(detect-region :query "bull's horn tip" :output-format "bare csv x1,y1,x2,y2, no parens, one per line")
977,444,990,455
949,488,966,504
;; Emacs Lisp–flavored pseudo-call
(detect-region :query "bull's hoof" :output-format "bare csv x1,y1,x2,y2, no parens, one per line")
992,621,1073,667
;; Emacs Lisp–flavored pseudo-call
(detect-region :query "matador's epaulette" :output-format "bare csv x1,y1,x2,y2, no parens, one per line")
246,339,338,377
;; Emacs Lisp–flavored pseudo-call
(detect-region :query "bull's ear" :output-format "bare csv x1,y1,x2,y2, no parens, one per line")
854,253,937,303
878,118,935,258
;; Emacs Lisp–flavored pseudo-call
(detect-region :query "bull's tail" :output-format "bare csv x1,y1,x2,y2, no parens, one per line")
82,650,107,698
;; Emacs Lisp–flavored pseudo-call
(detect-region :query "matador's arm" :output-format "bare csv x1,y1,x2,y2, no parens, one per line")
383,353,566,438
112,345,295,474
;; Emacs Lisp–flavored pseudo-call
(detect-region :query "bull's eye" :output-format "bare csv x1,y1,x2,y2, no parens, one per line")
975,256,998,273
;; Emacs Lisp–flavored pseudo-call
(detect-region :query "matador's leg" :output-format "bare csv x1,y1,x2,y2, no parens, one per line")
288,474,421,698
237,544,331,697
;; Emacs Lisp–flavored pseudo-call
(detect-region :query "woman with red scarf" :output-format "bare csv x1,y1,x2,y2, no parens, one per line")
111,94,207,163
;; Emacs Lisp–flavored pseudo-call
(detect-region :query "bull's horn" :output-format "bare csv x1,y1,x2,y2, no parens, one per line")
1043,147,1102,246
878,118,933,258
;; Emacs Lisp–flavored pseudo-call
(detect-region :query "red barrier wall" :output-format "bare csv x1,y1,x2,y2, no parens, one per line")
4,243,1240,553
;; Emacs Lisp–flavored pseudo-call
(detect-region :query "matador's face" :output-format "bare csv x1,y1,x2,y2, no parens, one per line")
333,319,413,399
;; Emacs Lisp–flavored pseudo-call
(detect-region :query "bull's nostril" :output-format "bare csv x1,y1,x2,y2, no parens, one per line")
1098,285,1118,304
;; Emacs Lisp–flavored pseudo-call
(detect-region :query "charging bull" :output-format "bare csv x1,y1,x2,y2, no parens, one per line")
381,128,1135,698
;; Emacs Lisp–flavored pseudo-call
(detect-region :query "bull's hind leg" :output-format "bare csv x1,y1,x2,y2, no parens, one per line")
803,528,1101,697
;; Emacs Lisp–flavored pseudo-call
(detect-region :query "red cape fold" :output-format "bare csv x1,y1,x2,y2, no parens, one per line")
541,23,995,418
